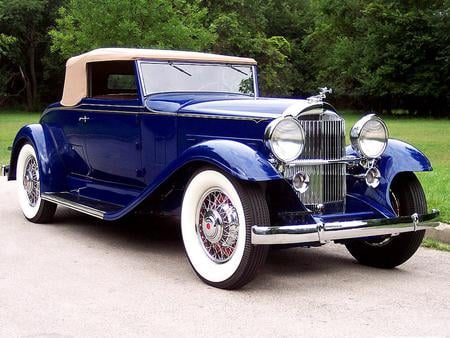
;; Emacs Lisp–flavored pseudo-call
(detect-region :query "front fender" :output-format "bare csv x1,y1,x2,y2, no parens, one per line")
9,124,67,193
378,139,432,181
174,139,281,181
104,139,283,220
346,139,432,216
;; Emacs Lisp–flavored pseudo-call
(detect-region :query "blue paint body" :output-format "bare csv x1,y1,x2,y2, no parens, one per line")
8,60,433,224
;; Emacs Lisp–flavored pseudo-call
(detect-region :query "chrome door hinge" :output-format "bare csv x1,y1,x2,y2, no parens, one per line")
78,115,90,123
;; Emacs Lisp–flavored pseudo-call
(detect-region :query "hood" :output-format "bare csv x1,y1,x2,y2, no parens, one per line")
144,92,315,120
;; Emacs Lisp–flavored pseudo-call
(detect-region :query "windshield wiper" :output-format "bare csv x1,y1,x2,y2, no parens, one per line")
228,64,249,76
169,62,192,77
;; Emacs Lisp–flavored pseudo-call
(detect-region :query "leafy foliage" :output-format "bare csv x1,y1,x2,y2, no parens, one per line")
303,0,450,114
0,0,448,115
50,0,216,58
204,0,299,96
0,0,62,110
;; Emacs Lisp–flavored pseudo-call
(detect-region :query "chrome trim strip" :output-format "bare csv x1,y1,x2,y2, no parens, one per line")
137,60,149,96
252,65,259,98
178,112,270,123
286,156,360,167
44,106,144,115
251,210,440,245
41,193,105,219
44,103,144,112
44,105,271,122
78,103,145,109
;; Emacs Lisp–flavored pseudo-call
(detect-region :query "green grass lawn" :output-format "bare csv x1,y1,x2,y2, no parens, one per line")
0,111,41,165
422,238,450,252
1,109,449,222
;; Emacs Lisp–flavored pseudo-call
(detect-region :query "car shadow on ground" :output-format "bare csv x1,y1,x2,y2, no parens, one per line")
53,207,184,254
52,206,410,284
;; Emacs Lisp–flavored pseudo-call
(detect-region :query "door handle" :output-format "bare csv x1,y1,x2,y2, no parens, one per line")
78,115,90,123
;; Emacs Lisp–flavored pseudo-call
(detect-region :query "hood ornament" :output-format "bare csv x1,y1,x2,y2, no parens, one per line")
307,87,332,103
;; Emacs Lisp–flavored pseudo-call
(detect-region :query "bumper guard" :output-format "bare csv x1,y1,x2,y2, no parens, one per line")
251,210,440,245
1,165,9,177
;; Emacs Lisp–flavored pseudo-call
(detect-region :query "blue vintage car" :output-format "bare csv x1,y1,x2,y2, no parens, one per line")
4,48,440,289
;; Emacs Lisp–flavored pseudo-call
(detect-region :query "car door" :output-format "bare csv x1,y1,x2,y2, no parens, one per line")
80,103,143,187
79,61,145,188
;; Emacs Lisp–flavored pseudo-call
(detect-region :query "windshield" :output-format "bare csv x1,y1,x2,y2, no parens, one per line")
139,62,255,96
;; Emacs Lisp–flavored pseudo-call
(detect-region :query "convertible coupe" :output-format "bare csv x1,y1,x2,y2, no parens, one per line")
4,48,440,289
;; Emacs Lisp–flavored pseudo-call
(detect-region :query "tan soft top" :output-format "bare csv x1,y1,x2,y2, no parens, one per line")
61,48,257,106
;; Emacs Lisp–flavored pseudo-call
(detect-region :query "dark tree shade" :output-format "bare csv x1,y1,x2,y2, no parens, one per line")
0,0,448,115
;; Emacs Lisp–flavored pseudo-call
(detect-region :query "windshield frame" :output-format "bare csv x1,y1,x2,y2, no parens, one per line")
137,60,259,98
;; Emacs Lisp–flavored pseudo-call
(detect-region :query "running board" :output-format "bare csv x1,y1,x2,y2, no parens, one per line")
41,192,123,219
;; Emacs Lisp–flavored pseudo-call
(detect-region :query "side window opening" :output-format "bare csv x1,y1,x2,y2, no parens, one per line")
88,61,138,100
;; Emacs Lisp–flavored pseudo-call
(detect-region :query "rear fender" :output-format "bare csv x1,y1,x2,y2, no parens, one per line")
9,124,67,193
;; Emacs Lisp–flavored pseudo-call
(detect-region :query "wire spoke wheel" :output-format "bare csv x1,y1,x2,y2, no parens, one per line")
181,169,269,289
22,155,40,207
196,189,239,263
16,143,56,223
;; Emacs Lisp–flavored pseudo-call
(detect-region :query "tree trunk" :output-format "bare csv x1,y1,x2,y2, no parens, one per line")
28,45,38,110
19,65,33,111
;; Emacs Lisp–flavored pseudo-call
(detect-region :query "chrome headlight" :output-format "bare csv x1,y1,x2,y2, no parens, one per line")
350,114,388,158
265,117,305,162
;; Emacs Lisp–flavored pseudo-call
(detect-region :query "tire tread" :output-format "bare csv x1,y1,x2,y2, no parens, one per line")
29,200,57,224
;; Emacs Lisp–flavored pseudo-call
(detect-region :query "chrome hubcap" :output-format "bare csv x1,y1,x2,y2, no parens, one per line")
197,189,239,263
23,155,39,207
202,209,223,244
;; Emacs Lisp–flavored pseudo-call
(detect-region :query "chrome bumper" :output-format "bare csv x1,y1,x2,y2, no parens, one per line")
1,165,9,177
251,210,440,245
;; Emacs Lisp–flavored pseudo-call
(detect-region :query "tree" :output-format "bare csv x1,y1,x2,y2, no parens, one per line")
302,0,450,114
1,0,447,114
50,0,216,59
0,0,62,110
0,34,17,106
203,0,302,96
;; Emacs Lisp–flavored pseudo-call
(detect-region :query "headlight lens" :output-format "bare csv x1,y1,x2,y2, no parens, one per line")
351,114,388,158
265,117,305,162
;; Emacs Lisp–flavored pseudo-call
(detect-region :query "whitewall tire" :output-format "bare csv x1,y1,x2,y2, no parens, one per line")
181,169,269,289
16,143,56,223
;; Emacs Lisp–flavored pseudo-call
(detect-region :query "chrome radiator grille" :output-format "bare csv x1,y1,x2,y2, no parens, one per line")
301,119,345,160
284,113,346,208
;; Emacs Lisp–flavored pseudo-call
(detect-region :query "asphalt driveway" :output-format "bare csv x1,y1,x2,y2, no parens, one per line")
1,177,449,337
